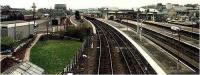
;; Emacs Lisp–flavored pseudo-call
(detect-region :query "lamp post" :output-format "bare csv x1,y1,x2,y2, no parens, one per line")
127,18,128,31
139,22,142,41
162,16,166,33
32,2,36,35
136,9,140,33
14,22,17,40
139,8,148,41
106,8,108,19
50,7,52,34
191,22,195,36
139,19,145,41
191,15,197,38
46,8,51,36
171,26,181,72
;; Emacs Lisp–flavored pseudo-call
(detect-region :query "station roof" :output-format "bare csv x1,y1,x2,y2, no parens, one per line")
3,62,44,75
173,6,193,12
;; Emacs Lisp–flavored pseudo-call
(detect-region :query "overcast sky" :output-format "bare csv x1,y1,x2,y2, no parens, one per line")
0,0,199,9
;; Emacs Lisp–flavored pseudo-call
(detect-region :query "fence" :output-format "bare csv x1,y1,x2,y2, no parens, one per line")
58,36,92,74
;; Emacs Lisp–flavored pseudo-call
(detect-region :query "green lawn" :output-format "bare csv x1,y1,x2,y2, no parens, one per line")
30,40,81,74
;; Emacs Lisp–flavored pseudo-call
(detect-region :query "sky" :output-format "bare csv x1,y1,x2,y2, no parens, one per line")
0,0,199,9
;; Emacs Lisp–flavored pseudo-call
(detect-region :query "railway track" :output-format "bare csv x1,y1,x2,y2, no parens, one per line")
96,24,113,74
115,20,199,73
95,19,114,74
86,17,156,74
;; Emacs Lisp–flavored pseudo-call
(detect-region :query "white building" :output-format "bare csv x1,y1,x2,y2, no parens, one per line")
1,20,35,41
166,3,173,9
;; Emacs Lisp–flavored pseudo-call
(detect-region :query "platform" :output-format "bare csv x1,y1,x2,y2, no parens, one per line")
84,18,96,34
122,20,199,50
98,19,196,74
168,21,197,26
145,21,199,35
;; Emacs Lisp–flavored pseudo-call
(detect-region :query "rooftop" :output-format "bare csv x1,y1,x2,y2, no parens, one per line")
1,20,27,24
1,20,35,28
2,62,44,75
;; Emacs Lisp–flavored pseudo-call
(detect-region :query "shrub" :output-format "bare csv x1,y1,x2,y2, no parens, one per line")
1,36,15,48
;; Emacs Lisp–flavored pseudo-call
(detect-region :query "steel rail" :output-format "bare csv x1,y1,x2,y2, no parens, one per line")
93,20,114,74
97,20,152,74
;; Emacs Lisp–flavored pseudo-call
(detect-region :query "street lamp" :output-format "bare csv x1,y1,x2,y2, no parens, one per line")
139,19,145,41
106,8,108,19
171,26,181,72
32,2,36,35
136,8,140,33
47,8,52,36
192,22,196,35
139,8,148,41
162,16,166,33
191,16,197,38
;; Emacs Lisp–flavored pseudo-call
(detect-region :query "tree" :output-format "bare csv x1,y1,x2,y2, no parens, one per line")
156,3,164,12
75,11,80,20
168,8,177,19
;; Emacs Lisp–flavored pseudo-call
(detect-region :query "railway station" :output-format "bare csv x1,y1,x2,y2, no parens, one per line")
1,0,199,75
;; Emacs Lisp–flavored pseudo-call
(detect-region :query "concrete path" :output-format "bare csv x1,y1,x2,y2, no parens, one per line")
23,33,43,61
70,16,79,27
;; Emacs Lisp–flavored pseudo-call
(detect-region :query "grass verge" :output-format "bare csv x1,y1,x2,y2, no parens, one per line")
30,40,81,74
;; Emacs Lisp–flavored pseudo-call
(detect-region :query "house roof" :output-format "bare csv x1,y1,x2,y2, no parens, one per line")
1,20,36,28
3,62,44,75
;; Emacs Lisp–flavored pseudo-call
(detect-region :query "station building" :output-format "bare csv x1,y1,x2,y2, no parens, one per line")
0,5,25,21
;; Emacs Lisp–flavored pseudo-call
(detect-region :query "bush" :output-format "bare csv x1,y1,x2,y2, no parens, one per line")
65,26,90,40
28,34,34,38
65,26,77,35
1,37,15,46
39,35,48,41
64,19,92,41
1,36,15,48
